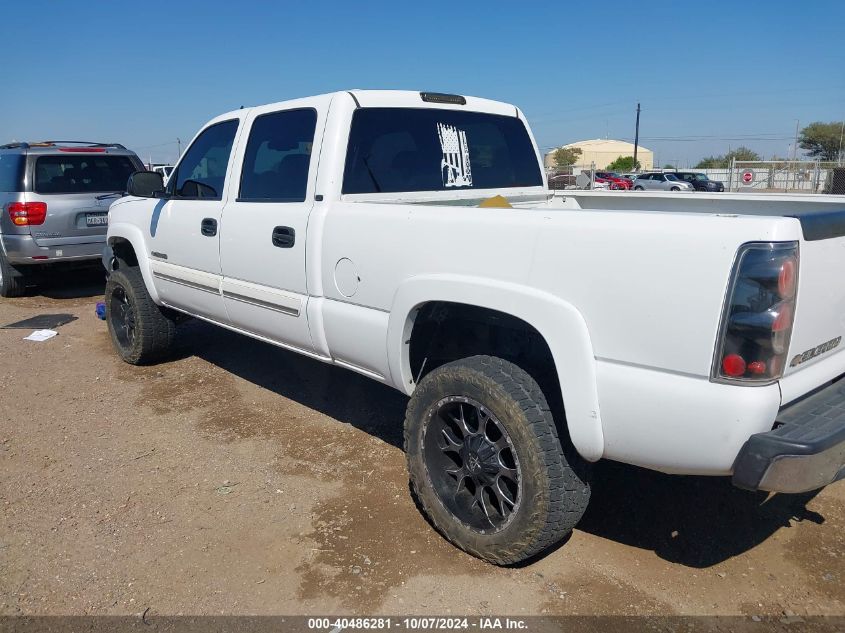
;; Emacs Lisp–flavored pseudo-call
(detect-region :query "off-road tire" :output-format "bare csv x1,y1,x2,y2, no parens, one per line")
405,355,591,565
0,250,26,298
105,265,177,365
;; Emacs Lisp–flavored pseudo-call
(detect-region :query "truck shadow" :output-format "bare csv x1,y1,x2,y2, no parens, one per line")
579,460,823,568
181,320,824,569
181,319,408,449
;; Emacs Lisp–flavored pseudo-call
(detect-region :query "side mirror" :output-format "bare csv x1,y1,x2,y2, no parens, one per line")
179,179,218,199
126,171,165,198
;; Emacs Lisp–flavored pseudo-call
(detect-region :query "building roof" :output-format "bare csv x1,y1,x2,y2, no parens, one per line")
557,138,652,153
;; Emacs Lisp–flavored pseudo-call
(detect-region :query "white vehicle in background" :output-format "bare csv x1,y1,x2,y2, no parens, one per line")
151,164,174,184
103,89,845,565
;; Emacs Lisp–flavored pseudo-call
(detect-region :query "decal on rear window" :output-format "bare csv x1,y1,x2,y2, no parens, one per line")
437,123,472,188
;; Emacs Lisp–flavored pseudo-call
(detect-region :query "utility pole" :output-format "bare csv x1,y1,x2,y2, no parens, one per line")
838,120,844,166
633,103,641,172
177,138,182,159
791,120,800,190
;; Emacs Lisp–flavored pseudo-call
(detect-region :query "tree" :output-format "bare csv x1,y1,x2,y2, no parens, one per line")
695,155,724,168
606,155,640,171
662,163,675,169
799,121,844,161
552,146,582,168
726,146,762,163
694,146,761,169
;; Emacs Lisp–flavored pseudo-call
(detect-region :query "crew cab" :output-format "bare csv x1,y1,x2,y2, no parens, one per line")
103,90,845,565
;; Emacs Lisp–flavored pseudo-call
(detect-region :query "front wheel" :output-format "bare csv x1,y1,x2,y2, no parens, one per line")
633,185,644,190
670,186,680,191
405,355,591,565
105,266,177,364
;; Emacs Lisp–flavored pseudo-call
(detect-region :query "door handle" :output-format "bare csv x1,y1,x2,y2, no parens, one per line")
201,218,217,237
272,226,295,248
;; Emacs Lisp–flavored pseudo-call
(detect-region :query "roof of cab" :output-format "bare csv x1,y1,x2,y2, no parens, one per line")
211,90,520,122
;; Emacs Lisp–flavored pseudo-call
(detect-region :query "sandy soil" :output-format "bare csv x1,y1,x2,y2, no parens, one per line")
1,270,843,618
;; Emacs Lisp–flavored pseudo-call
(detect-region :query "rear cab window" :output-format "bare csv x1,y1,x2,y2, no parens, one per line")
34,155,137,194
342,108,543,194
238,109,317,202
0,153,25,192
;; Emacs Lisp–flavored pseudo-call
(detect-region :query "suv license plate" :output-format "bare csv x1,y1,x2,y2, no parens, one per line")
86,213,108,227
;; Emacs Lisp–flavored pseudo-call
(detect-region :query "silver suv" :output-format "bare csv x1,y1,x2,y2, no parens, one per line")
0,141,143,296
632,172,694,192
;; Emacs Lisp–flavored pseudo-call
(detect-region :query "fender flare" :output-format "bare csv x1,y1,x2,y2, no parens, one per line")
388,274,604,462
107,224,161,304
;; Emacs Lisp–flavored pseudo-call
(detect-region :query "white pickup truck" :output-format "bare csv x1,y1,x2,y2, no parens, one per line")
103,90,845,565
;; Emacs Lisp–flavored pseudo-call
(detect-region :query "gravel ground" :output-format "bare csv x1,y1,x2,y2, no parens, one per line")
1,270,844,618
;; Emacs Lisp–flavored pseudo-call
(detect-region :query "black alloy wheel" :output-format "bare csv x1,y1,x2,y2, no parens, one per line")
424,396,521,532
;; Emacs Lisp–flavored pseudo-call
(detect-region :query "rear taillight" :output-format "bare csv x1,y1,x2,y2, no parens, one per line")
713,242,799,383
8,202,48,226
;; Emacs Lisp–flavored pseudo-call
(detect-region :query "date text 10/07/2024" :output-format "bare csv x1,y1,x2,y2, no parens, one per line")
307,617,529,631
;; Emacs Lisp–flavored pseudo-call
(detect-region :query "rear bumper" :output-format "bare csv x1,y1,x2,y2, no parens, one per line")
1,234,104,265
733,376,845,493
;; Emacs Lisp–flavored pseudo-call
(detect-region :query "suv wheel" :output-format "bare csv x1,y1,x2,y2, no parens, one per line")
0,251,26,298
105,265,177,364
405,355,591,565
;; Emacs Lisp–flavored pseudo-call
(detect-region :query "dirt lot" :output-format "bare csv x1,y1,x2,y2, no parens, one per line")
1,270,844,618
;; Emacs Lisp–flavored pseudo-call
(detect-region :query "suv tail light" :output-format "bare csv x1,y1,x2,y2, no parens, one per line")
713,242,799,383
8,202,48,226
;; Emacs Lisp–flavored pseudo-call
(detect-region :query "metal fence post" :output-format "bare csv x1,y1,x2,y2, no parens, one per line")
728,158,735,191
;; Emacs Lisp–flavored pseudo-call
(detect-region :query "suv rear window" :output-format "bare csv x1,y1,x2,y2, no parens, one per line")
0,153,25,192
342,108,543,194
34,155,137,194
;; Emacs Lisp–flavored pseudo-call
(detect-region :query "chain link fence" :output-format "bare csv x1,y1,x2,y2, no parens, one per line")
726,160,837,193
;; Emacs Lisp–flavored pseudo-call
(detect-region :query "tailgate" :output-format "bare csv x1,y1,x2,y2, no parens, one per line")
785,234,845,379
26,192,111,246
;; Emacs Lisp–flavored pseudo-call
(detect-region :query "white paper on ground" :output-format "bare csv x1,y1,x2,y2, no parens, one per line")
24,329,58,342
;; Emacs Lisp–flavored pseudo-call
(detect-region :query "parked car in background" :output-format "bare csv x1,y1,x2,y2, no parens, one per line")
620,173,640,183
633,172,694,192
673,171,725,192
0,141,143,296
595,171,632,190
547,173,576,190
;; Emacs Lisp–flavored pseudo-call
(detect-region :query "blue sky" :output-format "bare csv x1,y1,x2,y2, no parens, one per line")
2,0,843,167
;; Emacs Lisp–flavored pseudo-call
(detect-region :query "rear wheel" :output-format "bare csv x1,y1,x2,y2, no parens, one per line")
405,355,591,565
105,266,177,364
633,185,644,191
0,251,26,298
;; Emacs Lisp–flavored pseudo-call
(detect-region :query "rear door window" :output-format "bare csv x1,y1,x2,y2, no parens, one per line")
238,109,317,202
342,108,543,194
34,155,137,194
170,119,239,200
0,153,25,192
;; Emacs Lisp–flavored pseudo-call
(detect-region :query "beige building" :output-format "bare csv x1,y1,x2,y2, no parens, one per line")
545,139,654,171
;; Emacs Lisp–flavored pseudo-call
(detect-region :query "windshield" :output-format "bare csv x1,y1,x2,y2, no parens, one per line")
34,155,137,194
694,173,709,181
343,108,543,194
